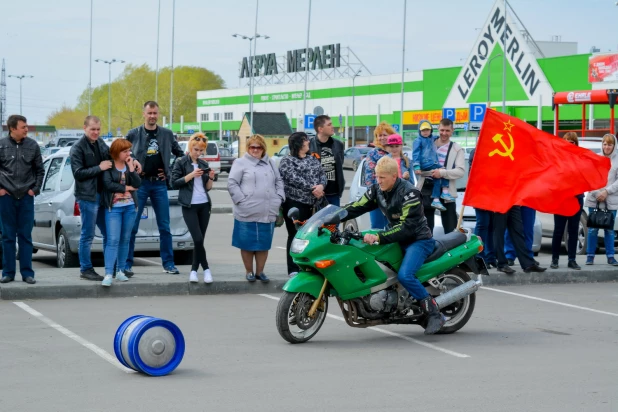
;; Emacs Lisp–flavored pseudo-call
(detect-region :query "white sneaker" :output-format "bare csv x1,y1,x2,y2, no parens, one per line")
189,271,198,283
204,269,213,284
101,275,113,287
115,271,129,282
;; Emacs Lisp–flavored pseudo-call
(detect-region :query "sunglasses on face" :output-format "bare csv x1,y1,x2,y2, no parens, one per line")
249,145,263,150
193,136,207,142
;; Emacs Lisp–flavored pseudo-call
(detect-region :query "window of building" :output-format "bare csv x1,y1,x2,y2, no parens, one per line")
214,113,220,121
200,113,209,122
224,112,233,120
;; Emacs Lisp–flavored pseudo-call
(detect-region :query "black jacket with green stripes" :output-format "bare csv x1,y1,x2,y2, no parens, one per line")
343,178,433,246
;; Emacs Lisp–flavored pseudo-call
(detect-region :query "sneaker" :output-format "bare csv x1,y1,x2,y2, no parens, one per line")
189,271,198,283
255,273,270,283
440,192,456,203
246,272,256,282
288,272,298,278
164,266,180,275
568,260,581,270
607,257,618,266
204,269,213,284
101,275,113,287
123,267,134,278
550,259,559,269
431,200,446,211
115,271,129,282
585,256,594,265
81,268,104,281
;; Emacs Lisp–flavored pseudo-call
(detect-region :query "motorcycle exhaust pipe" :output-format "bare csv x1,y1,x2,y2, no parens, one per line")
434,279,482,310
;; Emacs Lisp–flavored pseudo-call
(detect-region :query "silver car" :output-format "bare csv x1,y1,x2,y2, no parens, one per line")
347,158,541,253
32,148,194,268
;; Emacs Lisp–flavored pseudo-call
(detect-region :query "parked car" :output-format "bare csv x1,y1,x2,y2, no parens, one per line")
272,145,290,168
41,147,63,160
32,148,194,268
538,138,616,255
177,141,221,181
343,146,371,171
347,158,541,252
219,148,235,174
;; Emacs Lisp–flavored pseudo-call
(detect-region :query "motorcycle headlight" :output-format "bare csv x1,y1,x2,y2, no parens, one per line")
291,239,309,254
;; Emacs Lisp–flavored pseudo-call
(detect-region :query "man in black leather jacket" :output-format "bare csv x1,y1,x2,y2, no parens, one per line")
310,115,345,206
70,116,113,280
342,156,445,334
0,115,44,285
125,101,184,275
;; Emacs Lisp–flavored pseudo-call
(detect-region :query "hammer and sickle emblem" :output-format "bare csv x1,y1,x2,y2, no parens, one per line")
488,133,515,161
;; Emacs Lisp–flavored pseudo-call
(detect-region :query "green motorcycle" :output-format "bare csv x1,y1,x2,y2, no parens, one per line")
276,205,488,344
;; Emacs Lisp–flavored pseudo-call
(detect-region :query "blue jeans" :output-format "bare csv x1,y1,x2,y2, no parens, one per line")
325,195,340,207
370,209,387,230
505,206,535,261
398,238,435,300
0,194,35,279
474,208,496,264
104,205,136,275
586,208,616,258
126,180,174,269
430,177,449,199
78,195,107,272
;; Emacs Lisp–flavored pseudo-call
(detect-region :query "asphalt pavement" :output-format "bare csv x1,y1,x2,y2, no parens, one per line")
1,284,616,411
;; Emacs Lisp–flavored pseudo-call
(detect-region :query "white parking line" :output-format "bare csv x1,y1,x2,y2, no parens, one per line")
258,294,470,358
134,257,161,266
482,287,618,317
275,246,286,250
13,302,134,373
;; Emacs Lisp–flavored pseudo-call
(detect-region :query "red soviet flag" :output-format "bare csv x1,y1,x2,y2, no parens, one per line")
464,109,611,215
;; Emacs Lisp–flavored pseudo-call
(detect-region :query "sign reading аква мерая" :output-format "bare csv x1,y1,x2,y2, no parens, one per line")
239,44,341,78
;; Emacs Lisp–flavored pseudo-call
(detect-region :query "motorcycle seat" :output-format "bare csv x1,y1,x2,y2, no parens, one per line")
423,231,468,264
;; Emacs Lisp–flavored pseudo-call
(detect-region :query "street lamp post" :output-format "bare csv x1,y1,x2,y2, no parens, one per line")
8,74,34,115
233,33,269,128
487,54,503,106
94,59,125,136
352,69,361,147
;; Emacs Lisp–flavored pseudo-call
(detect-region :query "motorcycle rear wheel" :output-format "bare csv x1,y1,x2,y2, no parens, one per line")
276,292,328,344
430,268,476,335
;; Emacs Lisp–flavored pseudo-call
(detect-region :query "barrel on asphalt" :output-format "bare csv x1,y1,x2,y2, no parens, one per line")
114,315,185,376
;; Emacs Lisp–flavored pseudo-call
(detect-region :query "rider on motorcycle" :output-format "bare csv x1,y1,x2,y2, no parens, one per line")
342,156,445,335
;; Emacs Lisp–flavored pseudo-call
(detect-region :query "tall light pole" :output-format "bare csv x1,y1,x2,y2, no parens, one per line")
502,0,508,113
400,0,407,135
302,0,312,124
94,59,124,136
8,74,34,115
155,0,161,102
88,0,93,115
170,0,176,127
233,33,270,128
487,54,503,106
351,69,361,147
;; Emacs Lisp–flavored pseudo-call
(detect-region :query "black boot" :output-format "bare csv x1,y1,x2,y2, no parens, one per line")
420,296,446,335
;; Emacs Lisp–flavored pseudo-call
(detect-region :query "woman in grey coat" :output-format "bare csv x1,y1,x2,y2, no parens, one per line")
584,133,618,266
227,134,285,282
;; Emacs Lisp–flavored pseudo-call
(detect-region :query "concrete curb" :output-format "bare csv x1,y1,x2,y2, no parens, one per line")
0,269,615,301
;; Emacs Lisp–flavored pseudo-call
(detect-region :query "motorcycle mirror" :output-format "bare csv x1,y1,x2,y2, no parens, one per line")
287,207,300,220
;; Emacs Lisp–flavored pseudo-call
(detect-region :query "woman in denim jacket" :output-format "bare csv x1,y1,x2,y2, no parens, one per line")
364,122,395,229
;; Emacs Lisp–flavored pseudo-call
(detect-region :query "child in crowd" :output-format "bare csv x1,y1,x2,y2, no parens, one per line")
412,120,455,211
384,134,411,180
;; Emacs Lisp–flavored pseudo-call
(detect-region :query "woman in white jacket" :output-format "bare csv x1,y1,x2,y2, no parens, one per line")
584,133,618,266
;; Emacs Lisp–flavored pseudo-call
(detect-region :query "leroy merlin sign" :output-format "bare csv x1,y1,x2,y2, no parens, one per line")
444,0,553,107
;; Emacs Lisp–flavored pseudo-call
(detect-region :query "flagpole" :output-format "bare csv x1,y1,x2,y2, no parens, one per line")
456,204,465,232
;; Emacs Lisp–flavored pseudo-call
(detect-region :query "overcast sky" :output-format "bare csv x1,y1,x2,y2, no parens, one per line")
1,0,617,124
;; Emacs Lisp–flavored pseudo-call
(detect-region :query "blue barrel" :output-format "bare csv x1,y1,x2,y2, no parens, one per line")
114,315,185,376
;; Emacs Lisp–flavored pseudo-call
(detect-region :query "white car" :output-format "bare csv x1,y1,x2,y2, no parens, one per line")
347,158,542,253
272,145,289,168
537,137,617,255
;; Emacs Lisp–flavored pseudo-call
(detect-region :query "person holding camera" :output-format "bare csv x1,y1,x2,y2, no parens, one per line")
172,133,216,283
100,139,141,287
227,134,285,283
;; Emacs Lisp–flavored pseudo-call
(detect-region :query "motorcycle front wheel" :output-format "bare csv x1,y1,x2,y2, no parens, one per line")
432,268,476,335
276,292,328,344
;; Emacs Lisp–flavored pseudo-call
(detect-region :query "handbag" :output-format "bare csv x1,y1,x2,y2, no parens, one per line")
587,202,615,230
268,160,285,228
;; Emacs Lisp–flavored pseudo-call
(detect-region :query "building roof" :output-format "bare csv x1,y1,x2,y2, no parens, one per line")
244,112,292,136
